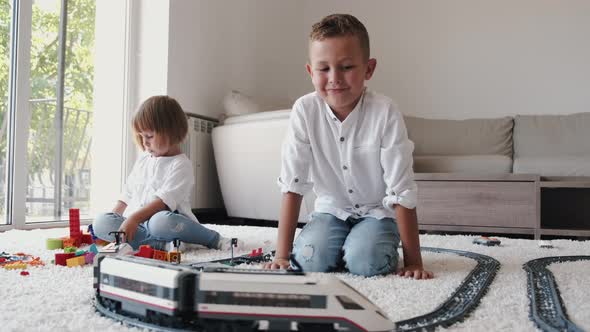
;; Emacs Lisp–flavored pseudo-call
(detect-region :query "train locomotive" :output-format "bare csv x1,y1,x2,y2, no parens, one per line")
94,254,395,332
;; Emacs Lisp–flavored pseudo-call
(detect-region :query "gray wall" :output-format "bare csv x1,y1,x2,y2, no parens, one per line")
143,0,590,120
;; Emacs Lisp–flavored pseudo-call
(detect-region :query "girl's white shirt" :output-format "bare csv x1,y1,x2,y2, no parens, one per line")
120,151,198,222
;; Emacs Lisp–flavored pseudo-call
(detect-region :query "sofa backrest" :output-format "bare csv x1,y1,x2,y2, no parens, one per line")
514,112,590,157
404,116,514,157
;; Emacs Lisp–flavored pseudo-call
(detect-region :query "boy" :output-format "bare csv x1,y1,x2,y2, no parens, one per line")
264,14,432,279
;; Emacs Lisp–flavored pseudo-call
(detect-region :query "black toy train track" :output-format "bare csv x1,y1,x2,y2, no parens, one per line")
523,255,590,332
395,247,500,331
95,247,500,332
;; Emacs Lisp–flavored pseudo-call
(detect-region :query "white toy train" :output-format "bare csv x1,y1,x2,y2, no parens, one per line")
94,255,395,332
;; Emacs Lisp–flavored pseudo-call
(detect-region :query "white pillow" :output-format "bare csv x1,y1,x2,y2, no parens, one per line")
220,90,261,123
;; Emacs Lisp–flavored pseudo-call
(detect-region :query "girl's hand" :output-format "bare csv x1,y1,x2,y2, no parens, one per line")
397,265,434,279
118,219,141,242
263,257,291,270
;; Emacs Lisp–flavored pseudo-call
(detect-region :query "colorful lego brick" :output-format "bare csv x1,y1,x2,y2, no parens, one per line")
62,237,78,248
64,246,78,253
88,244,99,254
66,255,86,267
4,262,28,270
169,251,181,264
55,253,76,266
81,234,93,245
134,245,154,258
84,252,96,264
152,250,169,261
94,239,110,246
20,271,29,276
69,208,81,239
46,238,64,250
75,249,87,256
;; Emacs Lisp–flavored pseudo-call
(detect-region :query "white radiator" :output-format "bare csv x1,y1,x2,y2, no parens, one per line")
181,115,224,209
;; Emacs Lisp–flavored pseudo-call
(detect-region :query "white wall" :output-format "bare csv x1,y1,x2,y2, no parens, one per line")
161,0,590,120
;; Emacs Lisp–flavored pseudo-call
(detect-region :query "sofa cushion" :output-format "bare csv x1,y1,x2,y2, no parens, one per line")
414,155,512,173
513,112,590,157
513,157,590,176
404,116,514,157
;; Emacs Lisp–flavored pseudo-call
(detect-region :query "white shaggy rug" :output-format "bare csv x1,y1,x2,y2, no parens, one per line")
1,224,589,332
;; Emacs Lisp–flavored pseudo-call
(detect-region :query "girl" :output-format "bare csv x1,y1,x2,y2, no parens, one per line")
93,95,239,251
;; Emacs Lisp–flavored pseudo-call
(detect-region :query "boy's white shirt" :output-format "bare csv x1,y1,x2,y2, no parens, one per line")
278,89,417,220
120,151,198,222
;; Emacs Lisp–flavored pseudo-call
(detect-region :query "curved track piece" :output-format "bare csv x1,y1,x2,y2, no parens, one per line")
523,256,589,332
95,297,202,332
395,247,500,332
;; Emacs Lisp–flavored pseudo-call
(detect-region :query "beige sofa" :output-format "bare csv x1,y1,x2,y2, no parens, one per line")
212,111,590,238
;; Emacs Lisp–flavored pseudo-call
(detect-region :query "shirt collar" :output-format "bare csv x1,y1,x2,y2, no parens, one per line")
322,88,367,124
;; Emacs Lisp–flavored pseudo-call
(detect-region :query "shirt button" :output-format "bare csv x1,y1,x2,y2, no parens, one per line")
340,137,345,142
348,189,353,193
342,165,348,170
294,178,299,183
354,204,360,208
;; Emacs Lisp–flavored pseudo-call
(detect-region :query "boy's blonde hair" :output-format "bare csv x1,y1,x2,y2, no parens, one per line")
309,14,370,60
132,95,188,149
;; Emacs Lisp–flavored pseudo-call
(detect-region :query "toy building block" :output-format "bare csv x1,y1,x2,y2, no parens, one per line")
75,249,87,256
538,240,554,249
248,248,263,257
169,251,181,264
66,255,86,267
88,244,99,254
473,236,501,246
46,238,64,250
152,250,169,261
55,253,76,266
4,262,27,270
134,245,154,259
64,246,78,253
84,252,96,264
69,208,81,238
20,271,29,276
62,237,79,248
81,234,93,245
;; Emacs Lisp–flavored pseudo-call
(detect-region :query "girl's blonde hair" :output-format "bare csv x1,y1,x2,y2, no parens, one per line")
132,95,188,149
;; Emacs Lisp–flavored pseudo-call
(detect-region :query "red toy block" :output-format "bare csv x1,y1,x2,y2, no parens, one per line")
152,250,169,261
62,237,79,248
69,209,81,239
55,253,76,266
20,271,30,276
81,234,93,245
134,245,154,258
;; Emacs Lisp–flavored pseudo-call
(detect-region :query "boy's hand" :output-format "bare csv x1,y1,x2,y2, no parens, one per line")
263,258,291,270
118,219,141,242
397,265,434,279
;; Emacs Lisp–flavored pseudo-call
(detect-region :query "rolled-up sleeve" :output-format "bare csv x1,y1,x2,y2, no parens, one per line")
381,105,418,210
278,102,313,195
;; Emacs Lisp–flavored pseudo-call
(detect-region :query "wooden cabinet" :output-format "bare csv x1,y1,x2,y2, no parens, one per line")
415,173,590,238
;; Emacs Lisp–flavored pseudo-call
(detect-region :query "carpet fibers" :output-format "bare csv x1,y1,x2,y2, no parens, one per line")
0,225,588,332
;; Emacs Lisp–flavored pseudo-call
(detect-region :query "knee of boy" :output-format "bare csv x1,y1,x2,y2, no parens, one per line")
344,248,398,277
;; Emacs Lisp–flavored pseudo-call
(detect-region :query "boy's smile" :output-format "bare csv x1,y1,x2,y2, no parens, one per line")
307,35,376,118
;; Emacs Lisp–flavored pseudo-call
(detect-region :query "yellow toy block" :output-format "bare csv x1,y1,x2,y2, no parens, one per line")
4,262,27,270
66,255,86,267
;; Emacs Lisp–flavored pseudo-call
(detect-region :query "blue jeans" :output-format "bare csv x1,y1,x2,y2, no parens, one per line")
92,211,220,250
292,213,400,277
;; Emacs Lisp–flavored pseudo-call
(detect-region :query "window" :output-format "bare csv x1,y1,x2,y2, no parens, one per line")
0,0,14,225
0,0,128,229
